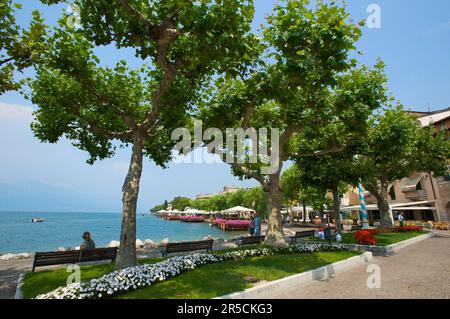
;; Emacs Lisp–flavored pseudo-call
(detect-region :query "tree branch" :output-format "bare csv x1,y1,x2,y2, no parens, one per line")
89,122,133,140
231,162,266,185
0,56,15,66
140,18,183,134
117,0,155,29
295,143,346,158
279,126,300,161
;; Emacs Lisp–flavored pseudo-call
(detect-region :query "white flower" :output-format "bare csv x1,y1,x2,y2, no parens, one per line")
35,243,347,299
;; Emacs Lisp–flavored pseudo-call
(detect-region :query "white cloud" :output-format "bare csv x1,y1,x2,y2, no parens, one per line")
0,102,34,120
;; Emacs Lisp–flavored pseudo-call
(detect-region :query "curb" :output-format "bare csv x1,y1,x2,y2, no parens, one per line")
14,273,25,299
339,232,434,256
387,231,434,253
216,251,373,299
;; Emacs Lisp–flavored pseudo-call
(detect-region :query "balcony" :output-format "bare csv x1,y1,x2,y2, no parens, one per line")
403,189,428,201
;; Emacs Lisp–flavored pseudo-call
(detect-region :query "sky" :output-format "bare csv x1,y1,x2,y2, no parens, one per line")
1,0,449,213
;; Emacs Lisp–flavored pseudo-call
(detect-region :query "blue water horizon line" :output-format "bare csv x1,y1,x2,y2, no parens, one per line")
0,210,127,214
0,211,244,254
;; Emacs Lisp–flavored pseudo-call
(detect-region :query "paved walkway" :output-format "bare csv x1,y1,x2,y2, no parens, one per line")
0,259,30,299
267,234,450,299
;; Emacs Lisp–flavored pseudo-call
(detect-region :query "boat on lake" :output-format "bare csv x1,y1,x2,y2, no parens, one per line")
31,218,44,223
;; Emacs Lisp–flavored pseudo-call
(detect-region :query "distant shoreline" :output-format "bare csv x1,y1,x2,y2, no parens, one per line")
0,210,124,214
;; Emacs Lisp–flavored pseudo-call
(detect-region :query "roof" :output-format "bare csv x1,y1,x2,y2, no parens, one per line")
400,174,425,192
222,206,255,213
182,208,206,214
418,109,450,127
339,200,436,212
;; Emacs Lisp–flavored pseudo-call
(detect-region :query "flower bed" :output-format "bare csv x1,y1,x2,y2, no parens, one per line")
179,216,205,223
213,218,226,225
394,226,423,232
35,243,348,299
355,230,377,245
224,220,250,229
213,219,250,230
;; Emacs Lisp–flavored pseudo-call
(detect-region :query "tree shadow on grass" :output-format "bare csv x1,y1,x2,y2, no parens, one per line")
114,251,358,299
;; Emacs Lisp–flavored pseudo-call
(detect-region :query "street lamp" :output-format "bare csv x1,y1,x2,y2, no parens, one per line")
353,155,369,230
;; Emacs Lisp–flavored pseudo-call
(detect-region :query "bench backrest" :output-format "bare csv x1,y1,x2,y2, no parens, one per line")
351,225,362,231
33,247,118,271
240,236,265,245
33,251,80,269
294,230,316,238
165,240,213,254
79,247,117,263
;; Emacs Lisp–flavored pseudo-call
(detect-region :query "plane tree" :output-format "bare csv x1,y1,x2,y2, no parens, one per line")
197,0,385,246
293,151,359,233
355,106,450,227
0,0,47,94
30,0,259,269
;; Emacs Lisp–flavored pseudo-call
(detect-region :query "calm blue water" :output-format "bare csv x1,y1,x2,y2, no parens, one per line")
0,211,245,254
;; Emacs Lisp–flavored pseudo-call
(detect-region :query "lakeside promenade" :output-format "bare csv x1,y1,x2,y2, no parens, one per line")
1,230,449,299
263,232,450,299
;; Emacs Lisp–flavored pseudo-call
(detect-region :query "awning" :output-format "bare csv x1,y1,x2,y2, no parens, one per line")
182,208,206,215
392,206,436,211
400,174,424,192
390,200,436,207
222,206,255,214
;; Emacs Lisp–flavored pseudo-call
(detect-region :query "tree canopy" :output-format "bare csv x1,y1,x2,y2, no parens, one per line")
356,106,450,227
30,0,258,269
198,0,388,246
0,0,47,94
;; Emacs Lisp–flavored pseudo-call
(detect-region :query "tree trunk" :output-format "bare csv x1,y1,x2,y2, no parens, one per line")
376,187,394,228
115,138,144,270
302,201,307,223
263,175,287,247
366,182,394,228
332,186,343,235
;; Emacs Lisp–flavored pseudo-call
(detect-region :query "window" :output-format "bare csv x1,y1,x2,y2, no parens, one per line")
445,164,450,181
416,181,422,190
389,186,396,200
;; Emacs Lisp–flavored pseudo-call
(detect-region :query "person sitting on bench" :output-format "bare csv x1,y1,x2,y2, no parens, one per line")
80,231,96,250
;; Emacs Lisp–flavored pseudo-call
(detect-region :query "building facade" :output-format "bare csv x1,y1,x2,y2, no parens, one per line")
340,108,450,222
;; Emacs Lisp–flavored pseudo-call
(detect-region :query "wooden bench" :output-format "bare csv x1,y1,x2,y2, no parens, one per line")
289,230,316,243
350,225,362,231
161,239,213,257
32,247,118,272
236,236,266,247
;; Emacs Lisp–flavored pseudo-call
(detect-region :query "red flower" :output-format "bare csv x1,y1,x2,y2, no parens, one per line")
394,226,422,232
355,230,377,245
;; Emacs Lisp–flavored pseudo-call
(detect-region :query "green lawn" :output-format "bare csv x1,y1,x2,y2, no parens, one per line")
311,231,427,246
21,247,358,299
21,257,163,299
115,251,359,299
